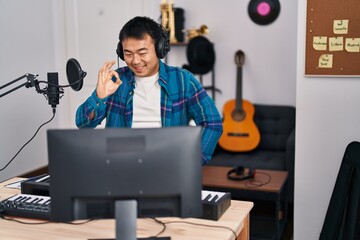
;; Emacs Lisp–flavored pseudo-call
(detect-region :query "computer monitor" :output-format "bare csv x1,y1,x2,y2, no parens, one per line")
47,126,203,240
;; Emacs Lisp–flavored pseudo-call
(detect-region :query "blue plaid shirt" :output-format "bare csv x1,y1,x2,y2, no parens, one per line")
76,60,223,164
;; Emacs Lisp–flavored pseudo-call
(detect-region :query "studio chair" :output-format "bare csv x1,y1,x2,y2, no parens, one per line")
320,141,360,240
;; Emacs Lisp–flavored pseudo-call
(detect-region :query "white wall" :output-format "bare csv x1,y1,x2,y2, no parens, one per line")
0,0,64,182
294,0,360,239
172,0,298,110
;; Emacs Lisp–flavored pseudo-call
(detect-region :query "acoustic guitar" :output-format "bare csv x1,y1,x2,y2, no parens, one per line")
218,50,260,152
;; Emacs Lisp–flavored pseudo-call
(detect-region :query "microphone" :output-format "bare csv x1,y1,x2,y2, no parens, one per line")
47,72,60,109
66,58,86,91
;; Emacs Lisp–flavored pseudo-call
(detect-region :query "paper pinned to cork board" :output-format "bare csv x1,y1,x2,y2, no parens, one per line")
305,0,360,77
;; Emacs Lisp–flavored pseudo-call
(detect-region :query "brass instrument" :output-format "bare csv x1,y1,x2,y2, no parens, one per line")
160,0,178,43
183,24,209,40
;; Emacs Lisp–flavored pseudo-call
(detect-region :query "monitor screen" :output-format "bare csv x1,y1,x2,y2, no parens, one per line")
47,126,203,239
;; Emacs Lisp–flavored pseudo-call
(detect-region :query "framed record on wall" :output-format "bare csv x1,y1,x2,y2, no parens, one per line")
248,0,281,25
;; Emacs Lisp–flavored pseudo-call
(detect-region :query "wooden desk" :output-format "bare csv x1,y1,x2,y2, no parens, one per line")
0,178,253,240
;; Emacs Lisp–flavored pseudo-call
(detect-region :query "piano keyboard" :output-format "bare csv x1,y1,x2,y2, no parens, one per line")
201,190,231,220
0,190,231,221
202,190,227,203
0,194,51,220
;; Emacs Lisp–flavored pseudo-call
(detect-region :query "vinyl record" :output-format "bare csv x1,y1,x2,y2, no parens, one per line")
248,0,280,25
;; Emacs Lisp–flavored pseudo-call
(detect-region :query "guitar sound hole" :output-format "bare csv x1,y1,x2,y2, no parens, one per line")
232,110,246,122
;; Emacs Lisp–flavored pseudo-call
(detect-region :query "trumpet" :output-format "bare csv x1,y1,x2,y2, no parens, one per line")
183,25,209,40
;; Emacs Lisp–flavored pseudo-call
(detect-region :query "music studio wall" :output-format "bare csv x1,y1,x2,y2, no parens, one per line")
0,0,62,182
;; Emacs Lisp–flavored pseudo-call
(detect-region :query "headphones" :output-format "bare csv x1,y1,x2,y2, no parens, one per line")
116,26,171,61
227,166,256,181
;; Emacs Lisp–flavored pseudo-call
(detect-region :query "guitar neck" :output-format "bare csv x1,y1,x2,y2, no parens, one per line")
235,66,243,112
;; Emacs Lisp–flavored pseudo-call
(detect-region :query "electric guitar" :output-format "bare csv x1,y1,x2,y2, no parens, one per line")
218,50,260,152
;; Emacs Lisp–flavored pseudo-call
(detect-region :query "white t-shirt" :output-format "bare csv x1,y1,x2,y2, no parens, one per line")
132,72,161,128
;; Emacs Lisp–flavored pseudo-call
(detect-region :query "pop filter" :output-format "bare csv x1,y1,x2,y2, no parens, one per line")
66,58,86,91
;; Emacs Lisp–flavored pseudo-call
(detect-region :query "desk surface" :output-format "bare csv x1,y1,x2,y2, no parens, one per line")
203,166,288,193
0,178,253,240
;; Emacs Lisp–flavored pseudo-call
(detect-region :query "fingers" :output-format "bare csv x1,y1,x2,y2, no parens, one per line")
111,70,121,85
104,60,116,71
96,60,120,99
99,60,116,82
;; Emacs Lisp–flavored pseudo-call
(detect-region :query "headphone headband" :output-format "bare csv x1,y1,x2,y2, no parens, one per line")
227,166,256,181
116,24,170,61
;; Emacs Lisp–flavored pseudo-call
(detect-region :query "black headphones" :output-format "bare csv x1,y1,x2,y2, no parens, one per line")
116,27,171,61
227,166,256,181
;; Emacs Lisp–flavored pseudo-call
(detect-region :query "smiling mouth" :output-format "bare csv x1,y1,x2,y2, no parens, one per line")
134,65,144,71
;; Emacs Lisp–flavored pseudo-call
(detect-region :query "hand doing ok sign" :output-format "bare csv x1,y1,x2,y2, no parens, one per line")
96,60,122,99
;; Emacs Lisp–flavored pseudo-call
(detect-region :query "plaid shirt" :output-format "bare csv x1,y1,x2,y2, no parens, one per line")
76,60,223,164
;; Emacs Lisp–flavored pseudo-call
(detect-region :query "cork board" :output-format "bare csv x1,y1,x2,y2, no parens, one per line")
305,0,360,76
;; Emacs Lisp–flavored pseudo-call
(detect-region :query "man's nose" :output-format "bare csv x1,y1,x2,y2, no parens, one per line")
132,54,141,64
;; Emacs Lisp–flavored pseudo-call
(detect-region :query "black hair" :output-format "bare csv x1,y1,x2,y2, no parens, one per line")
119,16,163,44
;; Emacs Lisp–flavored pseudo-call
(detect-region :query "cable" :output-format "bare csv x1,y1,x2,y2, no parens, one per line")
0,214,94,225
152,218,238,240
245,171,272,188
0,109,56,172
151,218,167,237
36,80,78,89
0,215,51,225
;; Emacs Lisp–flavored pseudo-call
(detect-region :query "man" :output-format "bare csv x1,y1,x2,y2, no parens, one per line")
76,16,222,164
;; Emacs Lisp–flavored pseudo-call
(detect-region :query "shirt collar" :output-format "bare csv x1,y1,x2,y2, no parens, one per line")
158,60,168,86
120,60,168,87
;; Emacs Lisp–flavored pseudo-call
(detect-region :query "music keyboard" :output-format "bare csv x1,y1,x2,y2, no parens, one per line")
0,190,230,221
0,194,51,220
201,190,231,220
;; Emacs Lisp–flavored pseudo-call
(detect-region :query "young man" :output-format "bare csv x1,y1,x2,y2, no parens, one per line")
75,16,222,164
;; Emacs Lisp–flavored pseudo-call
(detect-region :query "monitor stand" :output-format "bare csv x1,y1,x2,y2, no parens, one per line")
89,200,170,240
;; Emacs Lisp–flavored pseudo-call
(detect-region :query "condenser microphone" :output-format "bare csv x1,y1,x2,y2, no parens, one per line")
47,72,60,109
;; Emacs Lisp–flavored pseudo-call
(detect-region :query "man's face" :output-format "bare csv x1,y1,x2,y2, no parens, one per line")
122,34,159,77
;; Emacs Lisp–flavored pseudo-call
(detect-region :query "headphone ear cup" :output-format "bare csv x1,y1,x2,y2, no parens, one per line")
248,168,256,178
234,166,244,175
116,41,124,61
227,166,255,181
156,31,170,59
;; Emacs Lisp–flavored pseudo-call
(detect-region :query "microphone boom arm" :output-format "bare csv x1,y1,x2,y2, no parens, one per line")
0,73,40,98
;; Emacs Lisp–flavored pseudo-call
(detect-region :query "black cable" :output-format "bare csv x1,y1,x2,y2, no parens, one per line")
0,109,56,172
151,217,167,237
36,80,78,89
153,218,238,240
0,215,51,225
0,214,94,225
245,171,272,188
